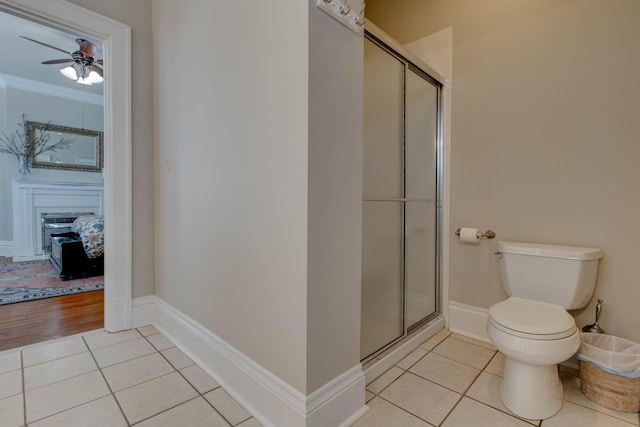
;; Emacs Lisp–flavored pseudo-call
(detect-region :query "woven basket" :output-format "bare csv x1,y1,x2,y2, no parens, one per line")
579,361,640,413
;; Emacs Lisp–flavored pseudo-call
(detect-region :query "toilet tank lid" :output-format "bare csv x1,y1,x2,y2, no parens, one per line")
499,241,602,260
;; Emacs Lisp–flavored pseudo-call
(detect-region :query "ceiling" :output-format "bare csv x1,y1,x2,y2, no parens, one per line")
0,9,103,95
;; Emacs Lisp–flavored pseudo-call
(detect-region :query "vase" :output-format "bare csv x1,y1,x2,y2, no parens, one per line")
18,154,32,176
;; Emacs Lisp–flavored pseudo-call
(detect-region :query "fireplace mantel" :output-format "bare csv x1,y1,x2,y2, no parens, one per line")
12,180,104,260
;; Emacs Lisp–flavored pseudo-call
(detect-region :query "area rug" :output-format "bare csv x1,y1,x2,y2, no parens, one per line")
0,260,103,305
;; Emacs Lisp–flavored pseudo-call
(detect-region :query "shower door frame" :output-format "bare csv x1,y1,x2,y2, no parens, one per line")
361,28,445,363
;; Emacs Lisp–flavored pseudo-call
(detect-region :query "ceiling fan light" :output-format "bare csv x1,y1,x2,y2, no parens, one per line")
76,76,93,85
86,71,104,84
59,66,78,80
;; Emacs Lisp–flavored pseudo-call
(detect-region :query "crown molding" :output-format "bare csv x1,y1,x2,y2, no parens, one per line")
0,72,103,106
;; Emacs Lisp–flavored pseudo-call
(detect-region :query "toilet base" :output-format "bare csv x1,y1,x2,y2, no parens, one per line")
500,358,563,420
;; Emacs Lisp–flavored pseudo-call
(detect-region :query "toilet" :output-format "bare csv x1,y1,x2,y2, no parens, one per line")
487,241,602,420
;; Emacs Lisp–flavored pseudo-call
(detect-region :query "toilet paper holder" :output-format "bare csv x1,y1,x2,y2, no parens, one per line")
455,228,496,239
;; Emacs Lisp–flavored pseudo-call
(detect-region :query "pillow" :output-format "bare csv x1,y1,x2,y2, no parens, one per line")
72,215,104,259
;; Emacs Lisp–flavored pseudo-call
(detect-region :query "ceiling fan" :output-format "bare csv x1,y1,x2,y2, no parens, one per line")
20,35,104,85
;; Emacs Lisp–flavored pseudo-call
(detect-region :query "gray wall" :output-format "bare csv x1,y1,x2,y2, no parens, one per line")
153,0,310,393
68,0,155,299
367,0,640,342
307,2,363,392
153,0,364,396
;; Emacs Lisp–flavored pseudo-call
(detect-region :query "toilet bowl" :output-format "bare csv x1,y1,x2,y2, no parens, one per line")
487,241,602,420
487,297,580,419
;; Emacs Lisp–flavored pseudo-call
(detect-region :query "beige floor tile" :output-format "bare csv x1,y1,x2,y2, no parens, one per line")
380,372,461,426
432,337,495,369
180,364,219,394
365,390,375,403
396,347,428,370
22,336,87,367
25,370,110,423
115,372,198,424
485,351,505,377
137,325,160,336
0,393,24,427
91,337,156,368
162,347,195,370
451,333,497,351
560,371,640,425
409,352,480,394
419,328,451,351
24,351,97,391
366,366,404,394
29,395,127,427
466,371,540,425
102,352,175,392
352,396,432,427
135,397,230,426
204,388,252,426
146,333,175,351
237,418,263,427
441,396,531,427
0,369,22,400
0,351,21,375
543,400,633,427
83,329,142,350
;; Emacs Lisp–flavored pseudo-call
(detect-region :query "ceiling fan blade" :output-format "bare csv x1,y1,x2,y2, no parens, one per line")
89,65,103,77
20,35,71,56
41,59,73,65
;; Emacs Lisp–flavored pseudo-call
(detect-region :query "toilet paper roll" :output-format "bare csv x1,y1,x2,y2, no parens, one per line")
459,227,480,243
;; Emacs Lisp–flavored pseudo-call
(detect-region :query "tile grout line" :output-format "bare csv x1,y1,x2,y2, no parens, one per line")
20,351,26,427
375,393,439,426
82,335,132,427
140,328,238,427
365,334,502,427
21,337,119,426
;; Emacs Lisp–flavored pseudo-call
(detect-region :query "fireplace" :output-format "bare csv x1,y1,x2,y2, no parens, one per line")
12,180,104,260
41,212,94,254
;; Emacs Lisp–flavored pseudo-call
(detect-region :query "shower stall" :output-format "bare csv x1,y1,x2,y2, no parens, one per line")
361,28,443,362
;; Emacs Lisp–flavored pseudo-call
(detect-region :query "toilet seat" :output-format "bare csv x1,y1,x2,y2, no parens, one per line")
489,297,576,340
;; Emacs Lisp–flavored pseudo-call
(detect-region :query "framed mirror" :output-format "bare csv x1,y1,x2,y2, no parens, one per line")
26,121,103,172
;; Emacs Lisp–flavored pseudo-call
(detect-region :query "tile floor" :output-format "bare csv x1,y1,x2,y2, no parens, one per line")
1,327,638,426
0,325,261,426
355,329,640,426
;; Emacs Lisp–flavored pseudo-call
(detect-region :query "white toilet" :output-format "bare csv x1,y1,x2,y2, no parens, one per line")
487,241,602,420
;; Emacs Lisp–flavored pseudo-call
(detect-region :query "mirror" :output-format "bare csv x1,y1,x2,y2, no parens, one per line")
26,121,103,172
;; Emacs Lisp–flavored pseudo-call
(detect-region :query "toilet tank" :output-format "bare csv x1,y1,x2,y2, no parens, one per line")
498,241,602,310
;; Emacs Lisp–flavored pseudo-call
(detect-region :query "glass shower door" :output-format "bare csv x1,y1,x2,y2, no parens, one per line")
361,38,405,360
405,67,439,329
361,35,441,361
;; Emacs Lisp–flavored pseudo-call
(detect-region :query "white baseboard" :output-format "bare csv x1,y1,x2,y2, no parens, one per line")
449,300,491,343
132,295,156,328
0,241,14,257
139,296,366,427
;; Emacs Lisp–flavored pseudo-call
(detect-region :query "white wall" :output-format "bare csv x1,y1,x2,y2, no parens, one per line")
153,0,310,393
367,0,640,343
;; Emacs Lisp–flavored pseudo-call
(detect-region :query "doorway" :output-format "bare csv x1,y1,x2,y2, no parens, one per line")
0,0,132,335
361,30,443,361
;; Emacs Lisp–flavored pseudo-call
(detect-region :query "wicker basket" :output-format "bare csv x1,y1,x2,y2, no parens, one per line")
579,360,640,413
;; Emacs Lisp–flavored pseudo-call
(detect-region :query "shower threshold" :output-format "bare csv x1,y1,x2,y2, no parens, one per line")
362,314,445,385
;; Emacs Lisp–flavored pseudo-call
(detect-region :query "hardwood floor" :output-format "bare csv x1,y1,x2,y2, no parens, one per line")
0,290,104,352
